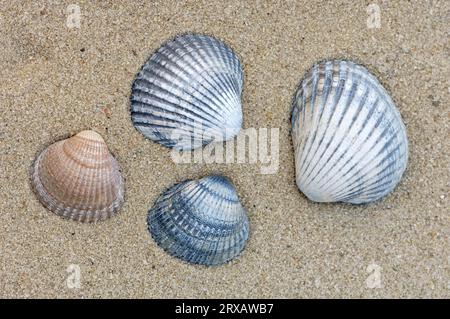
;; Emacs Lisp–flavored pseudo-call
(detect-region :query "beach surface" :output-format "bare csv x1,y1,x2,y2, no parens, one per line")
0,0,449,298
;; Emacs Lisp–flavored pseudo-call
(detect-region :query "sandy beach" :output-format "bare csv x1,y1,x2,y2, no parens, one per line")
0,0,449,298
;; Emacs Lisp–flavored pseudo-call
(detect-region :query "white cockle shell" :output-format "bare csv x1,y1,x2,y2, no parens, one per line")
291,60,408,204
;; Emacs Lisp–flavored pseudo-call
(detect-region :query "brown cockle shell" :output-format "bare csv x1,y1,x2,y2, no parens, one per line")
30,130,125,222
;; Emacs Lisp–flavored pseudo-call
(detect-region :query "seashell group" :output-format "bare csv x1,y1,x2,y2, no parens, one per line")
130,34,244,150
147,175,249,266
30,130,125,222
291,60,408,204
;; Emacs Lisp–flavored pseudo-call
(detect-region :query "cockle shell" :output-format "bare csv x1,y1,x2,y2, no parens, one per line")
291,60,408,204
130,34,244,150
148,175,249,266
30,130,125,222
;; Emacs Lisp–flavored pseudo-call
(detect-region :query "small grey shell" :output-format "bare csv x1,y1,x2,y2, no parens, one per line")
147,175,249,266
291,60,408,204
130,34,244,150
